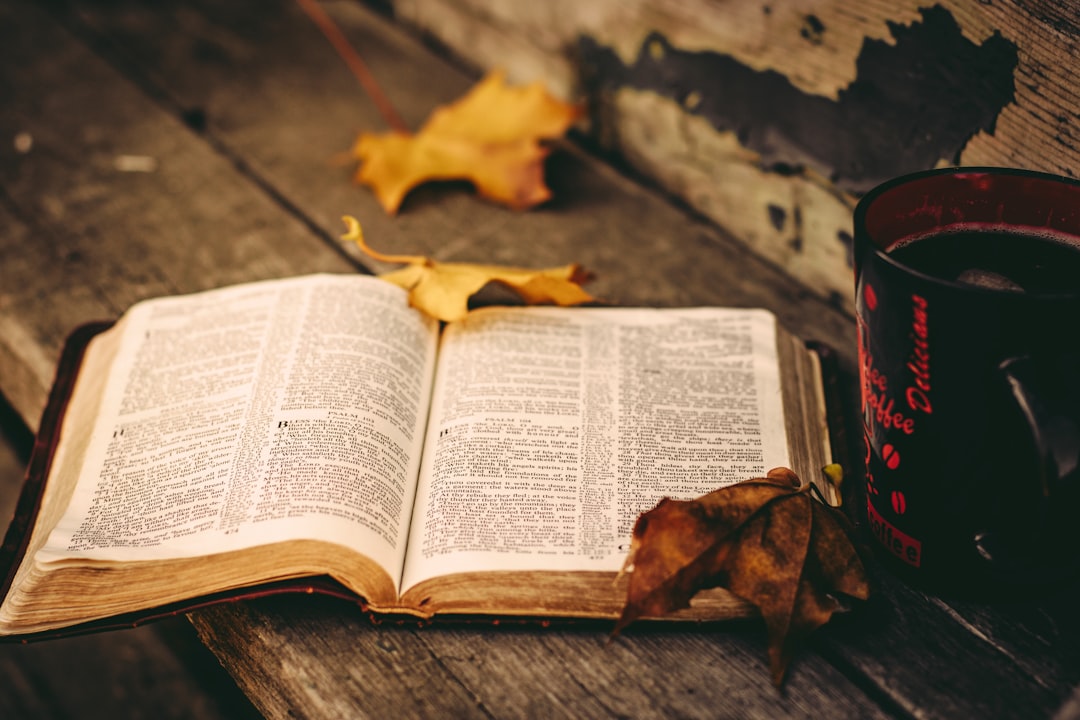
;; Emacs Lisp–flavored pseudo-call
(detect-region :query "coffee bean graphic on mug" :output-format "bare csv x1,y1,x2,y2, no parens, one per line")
882,444,901,470
891,490,907,515
864,283,878,311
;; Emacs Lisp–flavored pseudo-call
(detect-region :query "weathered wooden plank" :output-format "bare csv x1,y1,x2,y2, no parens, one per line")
810,563,1080,718
916,581,1080,702
190,600,489,719
0,608,263,720
0,618,257,720
190,594,897,720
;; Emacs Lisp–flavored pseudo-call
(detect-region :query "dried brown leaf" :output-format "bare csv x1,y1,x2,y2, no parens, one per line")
614,467,869,685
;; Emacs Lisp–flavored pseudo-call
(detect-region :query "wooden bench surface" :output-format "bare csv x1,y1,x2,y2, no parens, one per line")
2,1,1079,718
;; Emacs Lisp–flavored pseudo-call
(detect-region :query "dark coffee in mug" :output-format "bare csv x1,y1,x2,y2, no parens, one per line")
854,168,1080,592
888,229,1080,295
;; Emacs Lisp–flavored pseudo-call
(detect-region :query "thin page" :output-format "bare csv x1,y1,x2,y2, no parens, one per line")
401,306,788,590
36,275,438,590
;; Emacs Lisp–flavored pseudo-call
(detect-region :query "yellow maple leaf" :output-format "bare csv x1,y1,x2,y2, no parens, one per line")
351,71,582,213
341,216,595,321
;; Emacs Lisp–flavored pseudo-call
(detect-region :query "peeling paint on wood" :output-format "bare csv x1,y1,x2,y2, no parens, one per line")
598,87,859,310
579,6,1018,193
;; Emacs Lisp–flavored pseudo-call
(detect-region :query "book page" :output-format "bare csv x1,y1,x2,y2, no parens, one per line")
401,306,789,590
36,275,438,587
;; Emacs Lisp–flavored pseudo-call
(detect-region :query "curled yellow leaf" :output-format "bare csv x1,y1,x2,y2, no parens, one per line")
342,216,594,322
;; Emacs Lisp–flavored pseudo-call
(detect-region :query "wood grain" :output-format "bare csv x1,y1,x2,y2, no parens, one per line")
189,595,894,720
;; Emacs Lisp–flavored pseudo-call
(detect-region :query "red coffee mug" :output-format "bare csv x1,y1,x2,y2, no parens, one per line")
854,167,1080,592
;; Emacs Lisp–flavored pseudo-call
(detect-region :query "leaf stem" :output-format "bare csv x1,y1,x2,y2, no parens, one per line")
294,0,410,133
340,216,428,265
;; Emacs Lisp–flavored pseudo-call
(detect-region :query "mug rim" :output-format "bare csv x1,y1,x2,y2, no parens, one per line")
854,166,1080,300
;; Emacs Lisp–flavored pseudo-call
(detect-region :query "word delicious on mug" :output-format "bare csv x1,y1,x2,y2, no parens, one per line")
905,294,932,414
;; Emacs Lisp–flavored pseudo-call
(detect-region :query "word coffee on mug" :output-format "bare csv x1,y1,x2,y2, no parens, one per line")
853,167,1080,591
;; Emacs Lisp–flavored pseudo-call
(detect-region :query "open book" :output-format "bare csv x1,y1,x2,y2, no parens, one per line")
0,274,836,638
